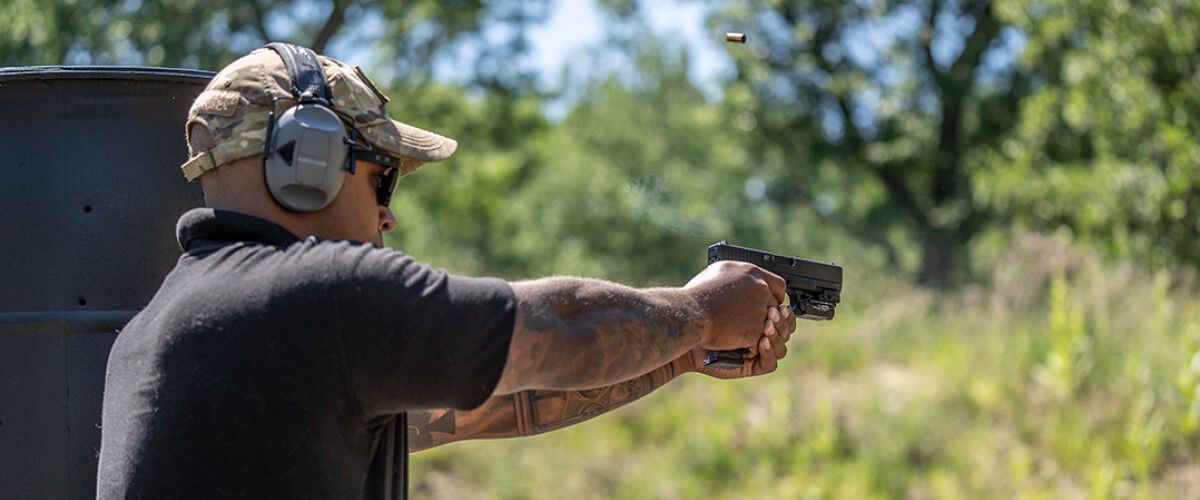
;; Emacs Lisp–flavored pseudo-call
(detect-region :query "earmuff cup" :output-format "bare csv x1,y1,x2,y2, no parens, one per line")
264,103,350,212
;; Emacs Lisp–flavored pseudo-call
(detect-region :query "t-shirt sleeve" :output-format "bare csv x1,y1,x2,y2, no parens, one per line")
331,243,516,414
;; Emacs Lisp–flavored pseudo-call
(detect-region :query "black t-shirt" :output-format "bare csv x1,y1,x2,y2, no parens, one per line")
97,209,516,499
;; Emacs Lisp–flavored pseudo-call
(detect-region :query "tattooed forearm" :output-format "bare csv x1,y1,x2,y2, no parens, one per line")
408,356,692,452
494,278,705,394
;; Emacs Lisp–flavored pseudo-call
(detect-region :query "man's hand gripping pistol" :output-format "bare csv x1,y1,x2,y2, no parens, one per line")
703,241,844,369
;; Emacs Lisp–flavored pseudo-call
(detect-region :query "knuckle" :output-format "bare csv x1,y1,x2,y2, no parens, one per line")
712,261,738,275
725,261,752,272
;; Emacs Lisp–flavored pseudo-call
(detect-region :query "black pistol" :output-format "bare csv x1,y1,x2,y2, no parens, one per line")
704,241,843,369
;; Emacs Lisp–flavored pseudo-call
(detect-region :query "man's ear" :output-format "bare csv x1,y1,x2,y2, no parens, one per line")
188,123,217,156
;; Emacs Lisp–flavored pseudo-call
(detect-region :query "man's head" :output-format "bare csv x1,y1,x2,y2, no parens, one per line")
180,45,457,246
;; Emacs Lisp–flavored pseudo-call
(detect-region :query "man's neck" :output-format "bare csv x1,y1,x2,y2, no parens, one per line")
203,200,311,241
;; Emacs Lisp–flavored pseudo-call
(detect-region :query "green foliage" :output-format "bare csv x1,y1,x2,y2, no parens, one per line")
694,0,1200,285
977,0,1200,268
384,38,884,285
704,0,1025,286
0,0,548,90
412,233,1200,498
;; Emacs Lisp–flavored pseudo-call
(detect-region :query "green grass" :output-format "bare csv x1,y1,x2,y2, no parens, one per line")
411,233,1200,499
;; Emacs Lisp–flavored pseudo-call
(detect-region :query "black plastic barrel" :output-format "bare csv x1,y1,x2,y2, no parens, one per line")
0,67,213,499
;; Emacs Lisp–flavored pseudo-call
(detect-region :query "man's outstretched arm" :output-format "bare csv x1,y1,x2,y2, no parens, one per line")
492,262,787,394
407,296,798,452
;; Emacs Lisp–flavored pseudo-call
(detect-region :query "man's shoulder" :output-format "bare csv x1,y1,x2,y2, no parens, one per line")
275,237,428,286
177,237,444,318
114,240,373,355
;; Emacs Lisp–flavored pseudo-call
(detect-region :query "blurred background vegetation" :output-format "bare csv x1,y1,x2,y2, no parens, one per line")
5,0,1198,497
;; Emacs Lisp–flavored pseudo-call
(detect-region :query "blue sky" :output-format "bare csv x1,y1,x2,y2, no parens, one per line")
319,0,733,107
525,0,731,92
314,0,1024,124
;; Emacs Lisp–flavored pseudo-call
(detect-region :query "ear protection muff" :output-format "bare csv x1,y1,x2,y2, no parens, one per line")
262,42,352,212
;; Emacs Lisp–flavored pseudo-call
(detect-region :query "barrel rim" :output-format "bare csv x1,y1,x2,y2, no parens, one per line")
0,66,215,84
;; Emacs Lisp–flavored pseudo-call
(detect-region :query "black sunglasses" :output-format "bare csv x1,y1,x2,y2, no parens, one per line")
352,149,403,207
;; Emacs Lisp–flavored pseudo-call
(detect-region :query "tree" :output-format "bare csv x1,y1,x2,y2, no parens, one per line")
0,0,548,91
700,0,1200,285
975,0,1200,268
385,42,759,285
699,0,1028,286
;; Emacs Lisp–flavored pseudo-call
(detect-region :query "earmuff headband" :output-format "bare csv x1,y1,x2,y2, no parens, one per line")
266,42,332,103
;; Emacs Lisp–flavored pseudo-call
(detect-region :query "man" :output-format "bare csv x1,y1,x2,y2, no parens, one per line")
97,45,796,499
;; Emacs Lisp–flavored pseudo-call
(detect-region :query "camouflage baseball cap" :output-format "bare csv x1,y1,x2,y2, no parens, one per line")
180,47,457,181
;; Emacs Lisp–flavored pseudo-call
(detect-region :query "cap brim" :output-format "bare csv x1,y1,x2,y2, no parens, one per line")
361,117,457,176
393,119,457,161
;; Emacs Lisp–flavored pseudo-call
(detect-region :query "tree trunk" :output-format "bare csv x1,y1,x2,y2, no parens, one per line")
917,231,954,288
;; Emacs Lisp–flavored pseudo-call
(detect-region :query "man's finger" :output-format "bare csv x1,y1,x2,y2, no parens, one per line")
779,307,796,337
773,319,791,341
752,267,788,305
767,306,781,324
764,318,777,337
756,336,778,373
770,334,787,360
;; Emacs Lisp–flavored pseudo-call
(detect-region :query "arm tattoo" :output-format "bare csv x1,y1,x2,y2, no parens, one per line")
408,356,690,452
499,278,704,392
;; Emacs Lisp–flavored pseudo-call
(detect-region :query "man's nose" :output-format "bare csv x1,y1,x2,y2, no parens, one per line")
378,206,397,233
